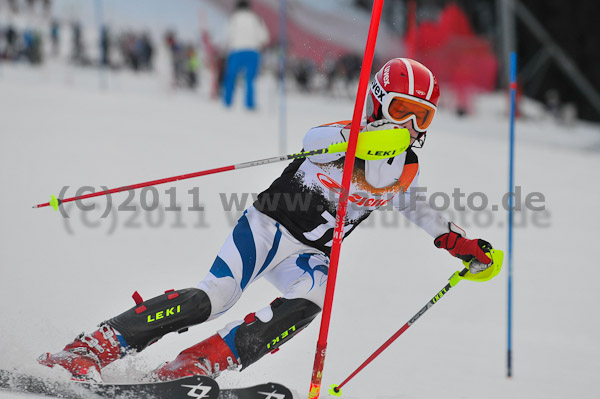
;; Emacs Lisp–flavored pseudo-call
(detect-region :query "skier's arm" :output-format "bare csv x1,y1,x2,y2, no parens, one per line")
393,175,450,238
302,125,348,164
304,119,401,164
394,178,492,271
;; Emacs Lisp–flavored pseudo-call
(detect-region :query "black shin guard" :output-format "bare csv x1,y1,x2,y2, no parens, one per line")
233,298,321,369
106,288,211,351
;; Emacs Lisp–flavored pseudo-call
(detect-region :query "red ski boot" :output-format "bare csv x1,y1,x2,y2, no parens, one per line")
152,334,239,381
38,324,123,382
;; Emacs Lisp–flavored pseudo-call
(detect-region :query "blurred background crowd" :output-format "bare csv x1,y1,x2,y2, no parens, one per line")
1,0,598,123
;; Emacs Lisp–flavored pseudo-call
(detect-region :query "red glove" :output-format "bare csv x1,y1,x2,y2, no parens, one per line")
434,223,492,265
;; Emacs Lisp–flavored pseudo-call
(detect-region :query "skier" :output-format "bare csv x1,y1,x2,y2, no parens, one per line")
39,58,495,382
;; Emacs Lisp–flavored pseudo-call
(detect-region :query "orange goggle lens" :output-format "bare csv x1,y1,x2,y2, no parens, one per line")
384,94,436,132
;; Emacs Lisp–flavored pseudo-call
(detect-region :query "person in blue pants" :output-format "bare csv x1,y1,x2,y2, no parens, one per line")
223,49,260,109
221,0,269,110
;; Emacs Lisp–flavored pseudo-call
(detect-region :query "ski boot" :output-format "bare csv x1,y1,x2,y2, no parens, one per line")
152,334,239,381
38,288,212,381
37,324,122,382
153,297,321,381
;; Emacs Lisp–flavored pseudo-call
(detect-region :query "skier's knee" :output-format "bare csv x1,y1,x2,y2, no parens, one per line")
105,288,211,351
196,275,241,320
219,297,321,369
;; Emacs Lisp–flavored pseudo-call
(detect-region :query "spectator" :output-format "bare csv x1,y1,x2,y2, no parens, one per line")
186,45,200,89
4,25,18,60
165,30,184,85
43,0,52,16
8,0,18,13
138,33,154,70
71,21,85,64
222,0,269,110
99,26,110,67
23,28,42,64
292,58,315,92
50,19,59,56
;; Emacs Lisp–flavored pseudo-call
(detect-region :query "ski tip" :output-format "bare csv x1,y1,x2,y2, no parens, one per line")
329,384,342,397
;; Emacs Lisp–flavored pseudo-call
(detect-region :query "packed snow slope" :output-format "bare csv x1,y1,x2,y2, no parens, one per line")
0,61,599,399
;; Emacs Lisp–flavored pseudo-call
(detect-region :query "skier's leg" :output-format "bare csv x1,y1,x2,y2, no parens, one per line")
264,252,329,308
197,207,304,321
39,207,287,380
223,51,240,107
38,288,212,381
154,250,329,380
222,252,330,368
244,50,260,109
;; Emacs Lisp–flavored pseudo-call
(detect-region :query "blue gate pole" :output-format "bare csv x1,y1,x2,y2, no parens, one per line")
507,51,517,378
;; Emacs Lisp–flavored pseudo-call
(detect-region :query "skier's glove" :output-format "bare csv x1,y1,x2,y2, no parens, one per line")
434,223,492,273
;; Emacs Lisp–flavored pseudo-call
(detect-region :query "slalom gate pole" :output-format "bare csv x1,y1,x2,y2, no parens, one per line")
329,268,469,396
307,1,384,398
507,51,517,378
278,0,288,155
33,126,409,211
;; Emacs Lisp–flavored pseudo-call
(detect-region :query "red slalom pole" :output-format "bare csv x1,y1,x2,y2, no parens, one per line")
308,1,384,398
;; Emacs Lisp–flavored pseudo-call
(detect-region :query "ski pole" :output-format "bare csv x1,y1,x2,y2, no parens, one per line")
329,248,504,397
33,128,410,211
328,268,468,396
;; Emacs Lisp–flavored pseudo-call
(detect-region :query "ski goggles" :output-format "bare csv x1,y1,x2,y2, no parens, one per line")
381,92,437,133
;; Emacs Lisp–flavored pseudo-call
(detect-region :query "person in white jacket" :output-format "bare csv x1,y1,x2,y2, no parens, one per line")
223,0,269,110
39,58,495,382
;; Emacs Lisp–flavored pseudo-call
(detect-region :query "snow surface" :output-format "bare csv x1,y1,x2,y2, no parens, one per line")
1,58,599,399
